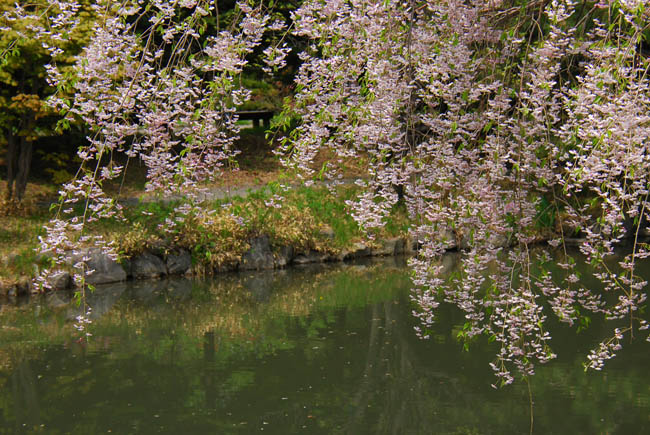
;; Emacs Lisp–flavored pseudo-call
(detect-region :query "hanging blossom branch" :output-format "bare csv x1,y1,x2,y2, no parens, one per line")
554,0,650,369
282,0,650,385
32,1,279,309
18,0,648,378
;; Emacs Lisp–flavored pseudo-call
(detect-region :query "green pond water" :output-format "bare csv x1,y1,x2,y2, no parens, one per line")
0,255,648,434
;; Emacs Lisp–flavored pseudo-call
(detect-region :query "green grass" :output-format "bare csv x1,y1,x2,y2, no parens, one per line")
0,209,51,280
0,181,414,287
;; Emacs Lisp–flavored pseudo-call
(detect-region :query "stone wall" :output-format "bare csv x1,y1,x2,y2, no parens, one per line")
0,234,423,296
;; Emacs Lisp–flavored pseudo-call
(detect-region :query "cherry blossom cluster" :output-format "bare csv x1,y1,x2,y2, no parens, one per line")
11,0,648,378
32,1,278,298
283,0,650,384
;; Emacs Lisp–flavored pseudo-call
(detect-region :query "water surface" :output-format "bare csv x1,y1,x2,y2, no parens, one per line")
0,256,648,434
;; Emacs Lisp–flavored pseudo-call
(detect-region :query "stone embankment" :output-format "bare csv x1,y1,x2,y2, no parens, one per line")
0,234,422,297
5,220,648,297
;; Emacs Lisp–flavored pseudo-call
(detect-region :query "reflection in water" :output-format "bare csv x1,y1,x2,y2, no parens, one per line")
0,255,648,434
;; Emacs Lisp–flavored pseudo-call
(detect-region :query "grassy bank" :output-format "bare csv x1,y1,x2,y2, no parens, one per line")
0,126,378,289
0,179,410,290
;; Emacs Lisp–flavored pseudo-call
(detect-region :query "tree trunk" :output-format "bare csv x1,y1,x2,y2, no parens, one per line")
5,132,18,200
5,112,34,202
15,135,33,202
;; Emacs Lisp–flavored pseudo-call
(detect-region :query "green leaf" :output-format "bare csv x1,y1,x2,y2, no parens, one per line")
483,120,493,133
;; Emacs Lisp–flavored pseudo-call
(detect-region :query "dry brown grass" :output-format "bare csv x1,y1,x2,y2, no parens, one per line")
0,180,58,208
0,132,374,286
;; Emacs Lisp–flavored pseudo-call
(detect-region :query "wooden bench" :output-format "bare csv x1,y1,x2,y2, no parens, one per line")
236,110,274,128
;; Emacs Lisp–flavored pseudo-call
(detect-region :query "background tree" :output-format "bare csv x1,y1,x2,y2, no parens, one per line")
0,0,94,201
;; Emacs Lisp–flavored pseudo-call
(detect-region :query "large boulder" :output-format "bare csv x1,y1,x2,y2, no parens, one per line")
73,248,127,286
342,242,372,260
274,245,294,268
372,237,406,256
131,252,167,280
166,249,192,275
403,235,424,254
45,271,72,291
240,235,275,270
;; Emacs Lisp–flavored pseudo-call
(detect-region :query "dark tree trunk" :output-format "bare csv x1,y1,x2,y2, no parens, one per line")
15,135,33,202
5,113,34,202
5,71,38,202
5,132,19,200
4,134,33,202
